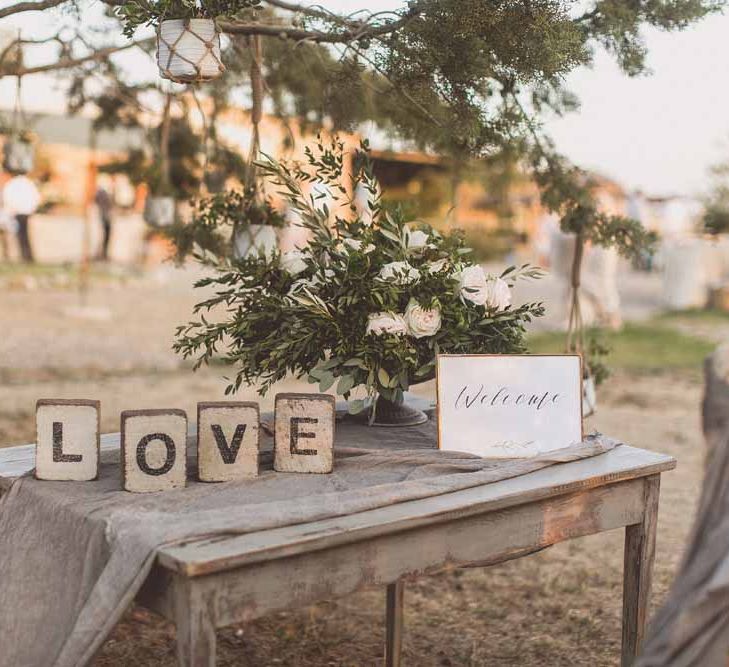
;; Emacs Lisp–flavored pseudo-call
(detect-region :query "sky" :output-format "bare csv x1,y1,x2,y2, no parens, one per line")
0,0,728,198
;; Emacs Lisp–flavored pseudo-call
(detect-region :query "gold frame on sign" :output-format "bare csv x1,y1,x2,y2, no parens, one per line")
434,353,585,451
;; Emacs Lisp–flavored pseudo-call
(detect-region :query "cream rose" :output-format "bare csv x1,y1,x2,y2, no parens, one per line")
406,229,429,251
340,238,375,254
405,299,441,338
366,312,408,336
457,264,489,305
458,266,512,309
483,276,512,310
378,261,420,285
280,249,308,276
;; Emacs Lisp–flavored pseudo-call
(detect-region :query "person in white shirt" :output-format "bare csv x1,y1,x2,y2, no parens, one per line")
3,174,40,262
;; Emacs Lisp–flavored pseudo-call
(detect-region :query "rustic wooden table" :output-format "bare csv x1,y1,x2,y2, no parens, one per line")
0,437,675,667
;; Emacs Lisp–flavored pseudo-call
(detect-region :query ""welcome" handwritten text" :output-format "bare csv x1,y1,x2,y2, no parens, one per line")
454,385,561,411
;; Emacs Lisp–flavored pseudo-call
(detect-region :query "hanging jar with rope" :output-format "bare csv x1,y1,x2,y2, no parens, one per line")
116,0,249,83
232,34,284,259
3,33,34,176
157,16,224,84
143,92,177,228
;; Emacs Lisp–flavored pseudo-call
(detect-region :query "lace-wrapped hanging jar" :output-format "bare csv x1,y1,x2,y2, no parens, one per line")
143,195,176,228
234,224,279,259
157,18,225,83
3,137,34,175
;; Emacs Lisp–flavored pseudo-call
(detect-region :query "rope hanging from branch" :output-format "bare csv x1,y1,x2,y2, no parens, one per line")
3,30,34,175
566,232,586,357
247,33,264,190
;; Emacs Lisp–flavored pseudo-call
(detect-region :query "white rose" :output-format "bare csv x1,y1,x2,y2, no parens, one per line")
343,238,362,252
378,261,421,285
483,276,512,310
458,264,489,305
336,238,376,255
280,249,308,276
405,299,442,338
366,312,408,336
425,258,448,273
406,229,429,251
458,266,512,309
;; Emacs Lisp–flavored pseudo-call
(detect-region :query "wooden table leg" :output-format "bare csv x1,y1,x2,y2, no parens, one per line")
174,580,217,667
622,474,660,667
385,580,404,667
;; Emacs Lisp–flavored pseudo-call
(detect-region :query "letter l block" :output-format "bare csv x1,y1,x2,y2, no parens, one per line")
35,399,100,481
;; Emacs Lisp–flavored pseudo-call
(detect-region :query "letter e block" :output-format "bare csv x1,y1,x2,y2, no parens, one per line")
36,399,100,481
197,402,260,482
121,409,187,493
274,393,335,474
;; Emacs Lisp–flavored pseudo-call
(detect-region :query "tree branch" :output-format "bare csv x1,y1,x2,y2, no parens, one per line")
219,1,422,44
0,37,154,76
0,0,71,18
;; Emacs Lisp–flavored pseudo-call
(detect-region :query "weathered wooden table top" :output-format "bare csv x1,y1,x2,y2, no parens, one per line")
0,435,676,578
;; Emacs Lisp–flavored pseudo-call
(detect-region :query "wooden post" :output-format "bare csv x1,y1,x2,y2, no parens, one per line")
621,474,660,666
174,580,216,667
385,580,404,667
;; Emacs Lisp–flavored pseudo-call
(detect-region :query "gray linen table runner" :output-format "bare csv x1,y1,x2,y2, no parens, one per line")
0,415,617,667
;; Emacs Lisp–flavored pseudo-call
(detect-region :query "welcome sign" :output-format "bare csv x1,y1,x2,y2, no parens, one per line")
436,354,583,458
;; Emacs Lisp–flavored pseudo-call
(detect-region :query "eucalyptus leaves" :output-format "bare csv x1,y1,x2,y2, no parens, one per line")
174,138,544,415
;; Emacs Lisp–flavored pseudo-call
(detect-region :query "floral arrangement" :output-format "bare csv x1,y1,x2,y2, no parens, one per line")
174,138,544,419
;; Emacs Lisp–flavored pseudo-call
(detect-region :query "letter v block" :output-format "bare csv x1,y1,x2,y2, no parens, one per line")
197,402,260,482
274,393,335,474
36,399,100,481
121,409,187,493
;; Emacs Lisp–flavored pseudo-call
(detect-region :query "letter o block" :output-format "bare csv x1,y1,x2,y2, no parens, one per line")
274,393,335,474
35,399,100,481
197,402,260,482
121,409,187,493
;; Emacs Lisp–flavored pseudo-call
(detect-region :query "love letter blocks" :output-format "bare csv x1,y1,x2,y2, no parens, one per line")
121,409,187,493
274,393,335,474
197,402,260,482
35,399,100,481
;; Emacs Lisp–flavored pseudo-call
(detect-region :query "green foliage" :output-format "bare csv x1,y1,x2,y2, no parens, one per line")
174,138,544,403
530,143,657,260
585,328,611,386
703,206,729,236
701,154,729,235
117,0,261,37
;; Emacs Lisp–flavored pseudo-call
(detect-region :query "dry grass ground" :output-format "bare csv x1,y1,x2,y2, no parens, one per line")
0,268,711,666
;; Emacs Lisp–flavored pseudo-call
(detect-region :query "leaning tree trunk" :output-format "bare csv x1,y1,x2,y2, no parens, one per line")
636,344,729,665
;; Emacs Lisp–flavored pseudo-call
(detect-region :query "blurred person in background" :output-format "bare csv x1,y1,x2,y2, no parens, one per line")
0,190,17,261
94,176,114,261
2,172,40,263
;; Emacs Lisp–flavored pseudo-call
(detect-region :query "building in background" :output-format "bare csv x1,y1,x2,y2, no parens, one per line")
0,105,698,265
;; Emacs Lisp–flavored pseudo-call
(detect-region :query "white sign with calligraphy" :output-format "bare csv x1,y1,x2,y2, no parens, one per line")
436,354,583,458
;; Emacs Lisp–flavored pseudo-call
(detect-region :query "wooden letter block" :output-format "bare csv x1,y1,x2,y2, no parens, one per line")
197,402,260,482
274,393,335,474
121,409,187,493
35,399,100,481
